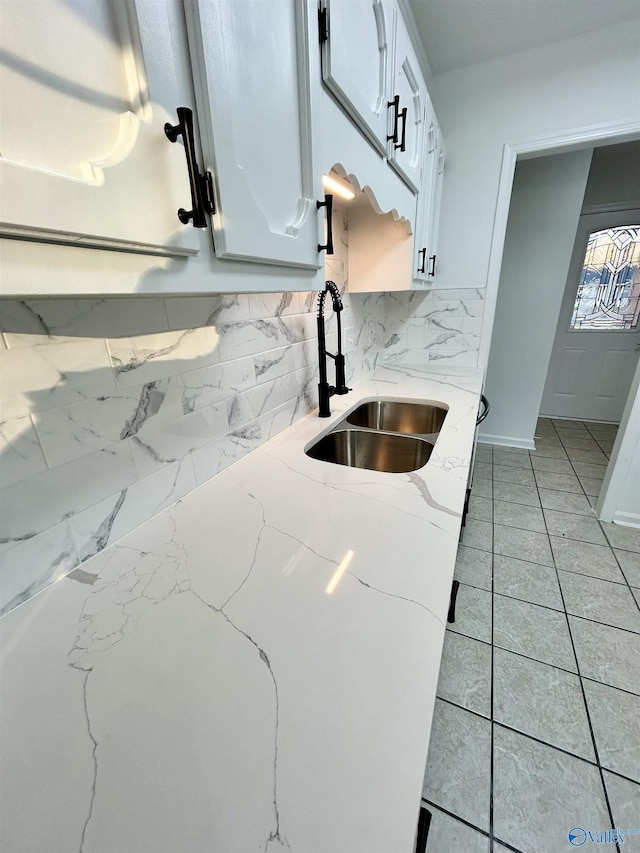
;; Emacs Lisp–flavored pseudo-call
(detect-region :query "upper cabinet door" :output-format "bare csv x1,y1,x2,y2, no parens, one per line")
413,94,446,286
320,0,392,156
424,116,445,282
387,14,426,194
184,0,321,269
413,95,438,285
0,0,198,258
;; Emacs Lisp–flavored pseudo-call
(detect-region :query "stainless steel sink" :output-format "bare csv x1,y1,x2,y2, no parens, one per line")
345,399,447,436
305,428,434,473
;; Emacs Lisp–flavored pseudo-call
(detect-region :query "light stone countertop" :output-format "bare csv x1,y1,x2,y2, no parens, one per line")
0,363,483,853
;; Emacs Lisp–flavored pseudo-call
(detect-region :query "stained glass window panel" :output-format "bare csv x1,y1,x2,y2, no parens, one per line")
570,226,640,330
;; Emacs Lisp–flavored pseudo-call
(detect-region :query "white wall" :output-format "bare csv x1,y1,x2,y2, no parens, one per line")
613,433,640,527
479,150,592,447
583,140,640,208
598,358,640,527
431,18,640,298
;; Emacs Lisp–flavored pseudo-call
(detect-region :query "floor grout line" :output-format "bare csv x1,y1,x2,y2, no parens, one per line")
421,799,527,853
437,695,602,767
566,611,640,638
452,579,640,638
444,626,640,698
458,556,637,592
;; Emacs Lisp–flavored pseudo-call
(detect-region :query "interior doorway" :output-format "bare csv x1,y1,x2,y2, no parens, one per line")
540,208,640,422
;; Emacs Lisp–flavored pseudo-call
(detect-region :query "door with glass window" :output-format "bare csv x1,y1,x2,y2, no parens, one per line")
541,210,640,422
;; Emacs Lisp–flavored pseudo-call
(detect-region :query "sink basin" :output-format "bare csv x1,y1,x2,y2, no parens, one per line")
305,429,433,473
345,399,447,436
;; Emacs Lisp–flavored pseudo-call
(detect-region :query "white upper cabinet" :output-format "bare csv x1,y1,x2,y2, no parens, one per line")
386,11,426,194
320,0,428,196
183,0,322,269
0,0,198,258
320,0,392,156
414,103,445,285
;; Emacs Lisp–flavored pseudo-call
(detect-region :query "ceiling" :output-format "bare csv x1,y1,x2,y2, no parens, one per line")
408,0,640,75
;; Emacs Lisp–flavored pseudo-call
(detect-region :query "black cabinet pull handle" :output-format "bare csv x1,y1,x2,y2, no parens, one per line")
415,806,432,853
387,95,400,144
429,254,436,276
396,106,407,152
165,107,214,228
476,394,490,425
418,248,427,274
447,580,460,624
317,194,334,254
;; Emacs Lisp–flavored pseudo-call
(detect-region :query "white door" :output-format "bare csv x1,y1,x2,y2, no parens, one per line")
320,0,392,156
184,0,322,269
541,210,640,422
0,0,198,258
386,12,425,195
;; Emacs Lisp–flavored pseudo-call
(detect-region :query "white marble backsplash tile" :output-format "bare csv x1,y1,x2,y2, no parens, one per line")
180,357,255,412
253,342,307,384
107,327,220,389
130,403,230,478
0,298,170,346
248,291,299,319
217,315,306,362
1,339,116,419
0,209,484,614
190,424,264,486
165,294,252,329
0,416,48,487
0,443,138,549
32,378,184,469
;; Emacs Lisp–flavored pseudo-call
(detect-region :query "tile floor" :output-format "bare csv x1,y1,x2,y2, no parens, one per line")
422,417,640,853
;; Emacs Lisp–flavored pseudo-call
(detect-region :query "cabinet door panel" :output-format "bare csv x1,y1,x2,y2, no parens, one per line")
321,0,391,155
423,112,445,282
0,0,198,257
426,143,445,281
414,100,445,284
388,16,425,194
184,0,321,269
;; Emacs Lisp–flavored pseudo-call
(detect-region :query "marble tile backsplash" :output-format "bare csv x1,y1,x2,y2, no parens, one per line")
383,287,486,368
0,224,484,615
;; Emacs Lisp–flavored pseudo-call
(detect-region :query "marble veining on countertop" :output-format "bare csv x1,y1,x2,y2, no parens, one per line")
0,364,483,853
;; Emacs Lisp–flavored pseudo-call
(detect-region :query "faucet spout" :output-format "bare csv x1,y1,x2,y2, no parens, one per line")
317,281,350,417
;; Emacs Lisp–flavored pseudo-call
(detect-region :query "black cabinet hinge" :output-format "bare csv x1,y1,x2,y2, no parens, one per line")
318,5,328,43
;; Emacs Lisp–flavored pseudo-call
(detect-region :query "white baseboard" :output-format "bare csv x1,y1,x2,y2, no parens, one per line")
612,511,640,529
477,433,535,450
541,414,619,425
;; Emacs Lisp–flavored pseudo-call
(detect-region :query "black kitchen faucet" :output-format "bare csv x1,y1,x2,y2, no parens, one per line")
317,280,350,417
